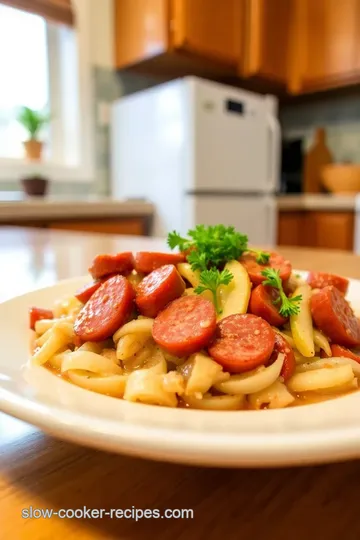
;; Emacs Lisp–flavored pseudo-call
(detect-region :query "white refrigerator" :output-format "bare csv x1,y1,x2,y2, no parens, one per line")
111,76,281,246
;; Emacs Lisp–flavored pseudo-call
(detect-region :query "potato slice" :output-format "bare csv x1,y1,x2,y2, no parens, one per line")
290,284,315,357
177,263,201,287
218,260,251,320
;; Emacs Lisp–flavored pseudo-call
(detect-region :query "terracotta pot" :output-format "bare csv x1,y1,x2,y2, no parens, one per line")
23,140,43,160
21,176,49,197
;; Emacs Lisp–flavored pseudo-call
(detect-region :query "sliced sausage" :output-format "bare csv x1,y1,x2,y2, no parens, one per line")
136,264,185,318
75,281,102,304
134,252,185,274
249,284,288,327
29,307,53,331
74,275,135,341
307,271,349,295
270,333,296,381
239,252,292,286
208,314,275,373
152,295,216,356
89,252,134,279
311,286,360,347
329,344,360,364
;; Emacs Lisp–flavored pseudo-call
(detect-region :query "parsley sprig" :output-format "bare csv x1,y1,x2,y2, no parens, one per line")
168,225,270,313
194,268,232,314
261,268,302,317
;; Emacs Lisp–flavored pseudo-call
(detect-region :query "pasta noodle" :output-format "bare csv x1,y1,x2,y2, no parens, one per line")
248,381,295,410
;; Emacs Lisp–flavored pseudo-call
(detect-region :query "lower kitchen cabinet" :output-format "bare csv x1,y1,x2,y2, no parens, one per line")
1,217,150,236
278,211,355,251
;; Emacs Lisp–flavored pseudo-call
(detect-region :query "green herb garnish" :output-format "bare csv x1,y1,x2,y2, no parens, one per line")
194,268,232,314
261,267,302,317
168,225,271,313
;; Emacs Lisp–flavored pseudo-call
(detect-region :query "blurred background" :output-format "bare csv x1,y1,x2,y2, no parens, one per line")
1,0,360,252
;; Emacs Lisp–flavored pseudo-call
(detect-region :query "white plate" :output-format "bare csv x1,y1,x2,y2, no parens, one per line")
2,273,360,468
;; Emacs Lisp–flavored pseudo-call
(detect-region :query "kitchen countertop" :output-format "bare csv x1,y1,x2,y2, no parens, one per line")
277,194,358,211
3,226,360,539
0,197,154,221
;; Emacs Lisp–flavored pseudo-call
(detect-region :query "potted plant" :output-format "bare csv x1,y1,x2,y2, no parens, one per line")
21,174,49,197
17,106,50,160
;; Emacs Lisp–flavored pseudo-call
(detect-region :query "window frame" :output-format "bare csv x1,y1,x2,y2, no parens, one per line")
0,0,94,183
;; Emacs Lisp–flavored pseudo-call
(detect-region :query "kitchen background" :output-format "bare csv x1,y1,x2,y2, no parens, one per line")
1,0,360,252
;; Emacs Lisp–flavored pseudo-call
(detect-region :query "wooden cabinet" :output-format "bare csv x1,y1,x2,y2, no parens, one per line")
114,0,169,68
171,0,244,66
115,0,245,74
242,0,292,85
290,0,360,92
114,0,292,84
0,217,150,236
278,211,355,251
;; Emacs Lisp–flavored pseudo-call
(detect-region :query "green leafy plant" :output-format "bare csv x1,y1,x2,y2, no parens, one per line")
168,225,270,313
17,106,50,140
261,267,302,317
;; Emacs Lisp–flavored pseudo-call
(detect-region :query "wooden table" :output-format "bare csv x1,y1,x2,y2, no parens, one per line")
2,227,360,540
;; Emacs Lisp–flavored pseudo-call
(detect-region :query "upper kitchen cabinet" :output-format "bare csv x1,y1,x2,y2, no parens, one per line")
114,0,245,76
242,0,292,86
171,0,244,67
114,0,169,67
289,0,360,93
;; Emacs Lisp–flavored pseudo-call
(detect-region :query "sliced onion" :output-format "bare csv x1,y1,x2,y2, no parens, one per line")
274,328,295,348
288,364,354,393
183,393,245,411
61,350,123,375
113,318,154,342
313,329,331,357
214,353,284,395
248,380,295,410
296,357,360,377
68,370,128,397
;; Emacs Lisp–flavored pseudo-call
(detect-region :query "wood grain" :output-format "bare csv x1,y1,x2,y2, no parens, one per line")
171,0,244,65
243,0,292,84
2,228,360,539
114,0,169,68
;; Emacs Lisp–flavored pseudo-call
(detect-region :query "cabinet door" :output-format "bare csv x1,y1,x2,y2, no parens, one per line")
291,0,359,92
115,0,169,68
171,0,244,66
306,212,355,251
277,212,306,247
48,219,146,236
243,0,292,84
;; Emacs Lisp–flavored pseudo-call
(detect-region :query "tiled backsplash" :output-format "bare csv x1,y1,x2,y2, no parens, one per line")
0,67,164,197
281,93,360,163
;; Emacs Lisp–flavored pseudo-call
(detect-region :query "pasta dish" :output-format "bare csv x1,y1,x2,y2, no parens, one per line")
29,225,360,410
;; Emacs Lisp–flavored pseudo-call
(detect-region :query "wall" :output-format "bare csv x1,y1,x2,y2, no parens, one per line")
281,93,360,164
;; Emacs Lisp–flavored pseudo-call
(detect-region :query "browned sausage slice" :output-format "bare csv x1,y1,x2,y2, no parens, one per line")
136,265,185,318
74,275,135,341
152,295,216,356
89,252,134,279
134,252,185,273
208,314,275,373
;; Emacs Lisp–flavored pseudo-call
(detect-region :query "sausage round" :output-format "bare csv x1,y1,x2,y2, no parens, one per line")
208,314,275,373
89,252,134,279
249,284,288,327
239,252,292,286
329,344,360,363
74,275,135,341
310,286,360,347
270,332,296,381
29,307,53,331
152,295,216,356
307,271,349,295
134,252,185,274
136,264,185,318
75,281,102,304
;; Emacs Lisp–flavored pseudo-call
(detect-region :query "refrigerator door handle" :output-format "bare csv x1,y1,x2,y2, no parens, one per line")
266,114,281,192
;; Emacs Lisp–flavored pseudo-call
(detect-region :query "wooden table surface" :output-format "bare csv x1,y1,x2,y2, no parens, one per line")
2,227,360,540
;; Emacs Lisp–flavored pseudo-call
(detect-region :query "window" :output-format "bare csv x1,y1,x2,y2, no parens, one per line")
0,1,94,181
